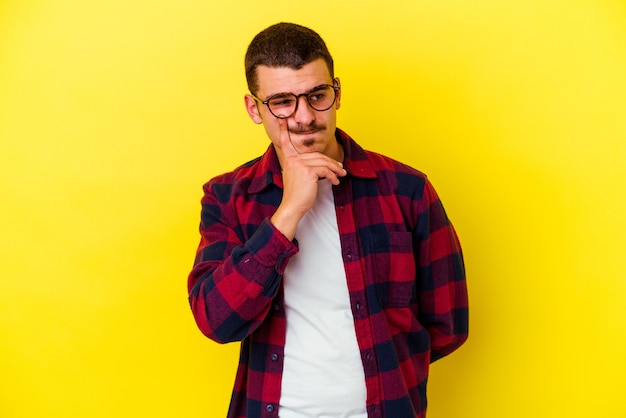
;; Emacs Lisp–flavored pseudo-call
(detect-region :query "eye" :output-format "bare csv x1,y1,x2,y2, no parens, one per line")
308,89,330,103
269,95,296,108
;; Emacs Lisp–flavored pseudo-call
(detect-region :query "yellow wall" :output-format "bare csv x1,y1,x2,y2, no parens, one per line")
1,0,624,417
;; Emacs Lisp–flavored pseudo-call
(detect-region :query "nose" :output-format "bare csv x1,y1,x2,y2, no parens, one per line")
292,95,315,125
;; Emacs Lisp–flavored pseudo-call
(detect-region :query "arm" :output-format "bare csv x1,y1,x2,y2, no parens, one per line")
415,179,469,362
188,185,297,344
189,120,346,344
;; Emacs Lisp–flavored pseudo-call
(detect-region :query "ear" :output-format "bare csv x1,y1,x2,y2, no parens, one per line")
244,94,263,124
334,78,341,110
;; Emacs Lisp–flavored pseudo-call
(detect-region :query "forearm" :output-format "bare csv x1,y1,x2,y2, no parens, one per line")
188,218,297,343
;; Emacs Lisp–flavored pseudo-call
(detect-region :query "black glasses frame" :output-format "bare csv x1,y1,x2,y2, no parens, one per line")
252,79,341,119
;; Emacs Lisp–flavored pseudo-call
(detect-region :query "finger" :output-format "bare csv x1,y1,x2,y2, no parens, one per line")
317,165,346,184
277,118,299,156
317,168,342,185
299,154,347,177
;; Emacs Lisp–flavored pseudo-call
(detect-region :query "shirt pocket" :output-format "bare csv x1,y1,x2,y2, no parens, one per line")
368,231,417,308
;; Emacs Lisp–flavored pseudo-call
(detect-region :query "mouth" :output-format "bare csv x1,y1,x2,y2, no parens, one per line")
288,129,321,150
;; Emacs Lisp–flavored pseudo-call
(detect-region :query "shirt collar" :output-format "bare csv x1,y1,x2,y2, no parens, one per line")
247,128,377,194
336,128,377,180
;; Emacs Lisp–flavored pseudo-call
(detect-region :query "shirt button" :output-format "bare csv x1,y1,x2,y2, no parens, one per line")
366,352,372,361
266,404,275,413
346,252,352,260
355,302,361,310
271,353,279,362
273,303,280,311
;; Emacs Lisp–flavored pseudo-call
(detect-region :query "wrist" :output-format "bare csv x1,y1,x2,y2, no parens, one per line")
270,206,303,241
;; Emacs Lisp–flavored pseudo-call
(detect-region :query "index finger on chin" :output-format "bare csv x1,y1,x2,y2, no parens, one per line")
278,119,299,156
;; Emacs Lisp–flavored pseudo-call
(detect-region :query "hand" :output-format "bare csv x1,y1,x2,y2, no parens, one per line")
270,119,347,240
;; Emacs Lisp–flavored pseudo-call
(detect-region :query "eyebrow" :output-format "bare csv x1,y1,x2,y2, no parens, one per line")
265,82,332,100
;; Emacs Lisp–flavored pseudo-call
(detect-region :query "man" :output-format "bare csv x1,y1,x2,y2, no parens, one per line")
188,22,468,418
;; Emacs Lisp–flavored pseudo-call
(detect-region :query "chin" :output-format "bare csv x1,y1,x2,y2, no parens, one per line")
300,138,316,148
289,127,334,154
289,131,320,149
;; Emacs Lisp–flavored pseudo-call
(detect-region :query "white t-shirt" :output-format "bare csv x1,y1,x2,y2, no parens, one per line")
279,179,367,418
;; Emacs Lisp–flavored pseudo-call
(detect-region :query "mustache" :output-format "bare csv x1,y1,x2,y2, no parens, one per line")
289,122,325,134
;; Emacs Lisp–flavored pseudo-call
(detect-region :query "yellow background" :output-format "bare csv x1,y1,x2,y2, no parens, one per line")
1,0,625,417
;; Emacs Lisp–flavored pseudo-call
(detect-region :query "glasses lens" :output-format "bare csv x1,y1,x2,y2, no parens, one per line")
307,86,336,111
267,94,297,118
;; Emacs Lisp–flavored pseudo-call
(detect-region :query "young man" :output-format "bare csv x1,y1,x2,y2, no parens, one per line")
188,22,468,418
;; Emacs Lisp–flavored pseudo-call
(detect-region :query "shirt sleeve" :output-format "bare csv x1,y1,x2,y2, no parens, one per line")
187,182,298,344
415,179,469,362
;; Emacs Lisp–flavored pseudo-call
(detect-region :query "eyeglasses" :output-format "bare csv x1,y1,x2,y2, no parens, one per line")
252,80,340,119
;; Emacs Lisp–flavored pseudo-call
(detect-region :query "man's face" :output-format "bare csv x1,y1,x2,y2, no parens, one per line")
244,58,342,160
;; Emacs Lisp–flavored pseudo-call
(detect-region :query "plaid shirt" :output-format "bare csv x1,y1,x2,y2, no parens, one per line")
188,128,468,418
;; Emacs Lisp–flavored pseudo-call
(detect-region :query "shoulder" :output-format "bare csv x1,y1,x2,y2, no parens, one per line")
362,146,431,198
339,128,431,200
201,154,267,203
339,128,427,181
365,148,427,179
204,155,262,186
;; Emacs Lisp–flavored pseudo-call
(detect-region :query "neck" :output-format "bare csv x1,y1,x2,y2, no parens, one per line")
327,139,344,163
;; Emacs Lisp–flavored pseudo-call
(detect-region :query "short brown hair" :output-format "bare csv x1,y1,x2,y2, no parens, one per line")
245,22,334,95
